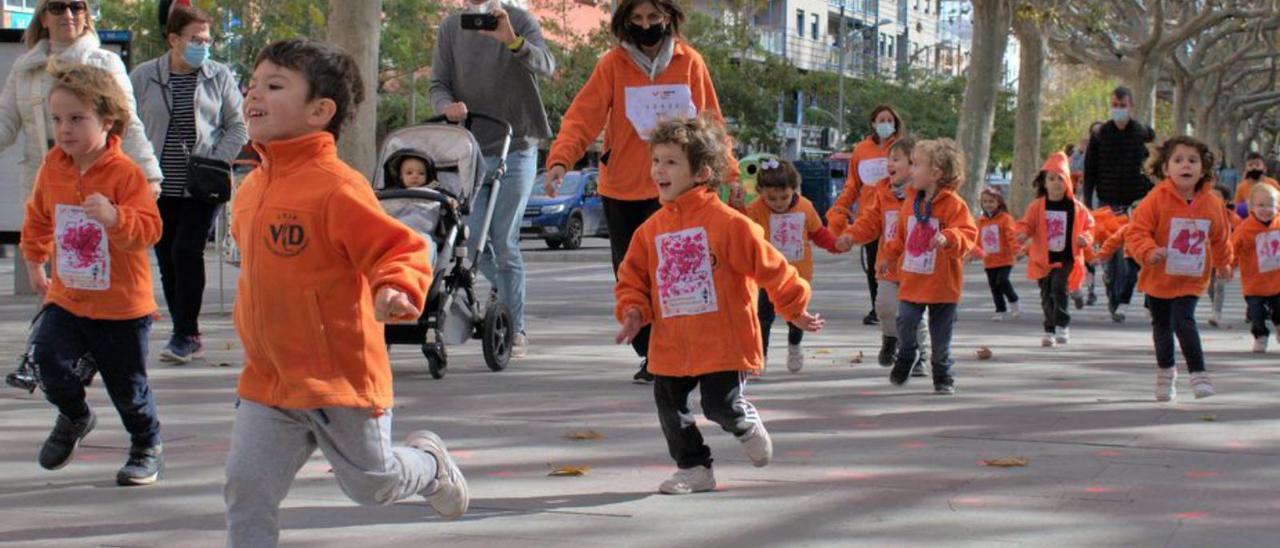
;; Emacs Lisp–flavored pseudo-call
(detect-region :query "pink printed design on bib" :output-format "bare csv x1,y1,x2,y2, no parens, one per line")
1046,210,1067,252
59,221,104,269
907,220,938,257
655,227,719,318
981,224,1000,253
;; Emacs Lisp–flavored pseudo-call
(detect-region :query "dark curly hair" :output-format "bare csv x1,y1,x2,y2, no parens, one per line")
255,39,365,140
755,157,800,191
1148,135,1215,192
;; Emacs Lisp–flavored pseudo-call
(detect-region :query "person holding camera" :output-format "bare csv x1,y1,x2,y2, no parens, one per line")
131,5,248,364
430,0,555,359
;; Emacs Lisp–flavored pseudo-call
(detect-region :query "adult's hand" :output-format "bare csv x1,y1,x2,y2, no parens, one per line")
443,102,468,123
544,165,566,198
479,8,519,47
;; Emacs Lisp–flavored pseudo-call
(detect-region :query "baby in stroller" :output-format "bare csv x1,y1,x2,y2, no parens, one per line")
381,149,460,268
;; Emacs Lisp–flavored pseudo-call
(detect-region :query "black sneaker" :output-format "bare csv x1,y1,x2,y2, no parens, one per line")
117,444,163,486
934,383,956,395
632,359,654,384
1072,293,1085,310
863,310,880,326
877,336,897,367
1086,291,1097,306
889,359,912,386
39,411,96,470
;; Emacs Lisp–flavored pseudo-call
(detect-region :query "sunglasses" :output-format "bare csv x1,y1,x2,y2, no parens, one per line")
46,1,89,16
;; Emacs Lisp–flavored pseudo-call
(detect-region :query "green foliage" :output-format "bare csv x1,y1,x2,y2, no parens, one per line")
1039,76,1116,158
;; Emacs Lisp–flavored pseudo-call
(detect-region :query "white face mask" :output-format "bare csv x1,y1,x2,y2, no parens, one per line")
468,0,497,13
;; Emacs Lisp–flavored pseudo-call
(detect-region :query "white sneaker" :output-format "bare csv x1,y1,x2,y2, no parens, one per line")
511,332,528,359
739,423,773,467
659,465,716,494
1054,326,1070,344
1155,368,1177,402
1209,311,1222,328
1041,334,1056,347
992,312,1007,322
1190,372,1215,399
1009,301,1022,319
786,344,803,373
1274,329,1280,345
1254,336,1268,354
406,431,469,519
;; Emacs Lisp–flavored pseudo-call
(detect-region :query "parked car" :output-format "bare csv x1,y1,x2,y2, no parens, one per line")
522,169,607,249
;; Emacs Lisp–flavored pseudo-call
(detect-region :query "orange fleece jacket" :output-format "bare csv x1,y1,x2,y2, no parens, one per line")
826,136,895,234
1229,215,1280,297
745,195,827,280
1125,179,1232,299
21,136,160,320
1098,224,1130,262
615,188,810,377
544,42,738,201
973,211,1020,269
232,132,433,411
843,178,908,282
880,187,978,304
1233,176,1280,205
1015,153,1095,291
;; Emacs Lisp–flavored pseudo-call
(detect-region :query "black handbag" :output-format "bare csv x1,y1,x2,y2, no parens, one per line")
186,153,233,204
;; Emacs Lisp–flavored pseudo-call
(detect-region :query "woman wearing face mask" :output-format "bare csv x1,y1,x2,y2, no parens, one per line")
0,0,162,200
130,5,248,364
826,104,906,327
544,0,739,384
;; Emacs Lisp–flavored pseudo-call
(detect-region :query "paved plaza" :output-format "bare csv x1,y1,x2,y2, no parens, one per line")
1,243,1278,547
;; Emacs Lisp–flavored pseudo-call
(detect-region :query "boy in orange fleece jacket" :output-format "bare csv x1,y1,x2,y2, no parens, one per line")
224,40,466,548
1230,184,1280,353
745,157,840,373
969,186,1023,322
1125,136,1233,402
21,66,163,486
615,116,823,495
878,138,978,394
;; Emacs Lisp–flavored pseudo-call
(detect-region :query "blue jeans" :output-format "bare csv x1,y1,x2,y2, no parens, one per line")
467,147,537,333
895,301,957,386
1148,296,1205,373
32,305,160,446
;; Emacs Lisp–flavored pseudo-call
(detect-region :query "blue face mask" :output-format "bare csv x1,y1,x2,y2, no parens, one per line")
1110,107,1130,124
183,42,210,68
875,122,896,140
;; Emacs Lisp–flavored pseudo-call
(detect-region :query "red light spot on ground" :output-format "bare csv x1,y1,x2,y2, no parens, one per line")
1174,511,1209,520
642,464,677,473
1095,450,1123,457
1185,470,1218,479
785,450,815,458
486,470,515,478
953,496,985,505
901,441,927,449
1227,440,1249,449
1084,486,1115,494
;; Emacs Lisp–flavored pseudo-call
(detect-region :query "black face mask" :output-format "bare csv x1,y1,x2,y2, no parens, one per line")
627,22,667,48
1247,169,1265,180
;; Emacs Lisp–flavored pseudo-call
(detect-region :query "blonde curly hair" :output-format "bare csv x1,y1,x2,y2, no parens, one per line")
48,64,131,137
913,138,965,189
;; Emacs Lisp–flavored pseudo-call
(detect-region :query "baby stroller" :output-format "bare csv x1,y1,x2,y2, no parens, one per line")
373,112,515,379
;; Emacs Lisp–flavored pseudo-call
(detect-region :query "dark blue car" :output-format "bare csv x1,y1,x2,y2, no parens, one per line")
521,169,607,249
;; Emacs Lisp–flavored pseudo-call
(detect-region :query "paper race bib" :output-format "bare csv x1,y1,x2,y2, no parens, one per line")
857,157,888,187
981,224,1001,254
1166,217,1210,276
1046,210,1067,252
883,210,899,240
769,212,806,262
655,227,718,318
54,204,110,291
903,217,939,275
624,84,696,142
1256,230,1280,273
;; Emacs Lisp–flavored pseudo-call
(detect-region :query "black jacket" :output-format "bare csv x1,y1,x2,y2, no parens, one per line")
1083,120,1156,208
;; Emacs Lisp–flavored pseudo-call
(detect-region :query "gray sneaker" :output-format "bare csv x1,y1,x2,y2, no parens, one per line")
659,465,716,495
738,423,773,467
116,444,163,486
406,430,469,519
511,332,528,359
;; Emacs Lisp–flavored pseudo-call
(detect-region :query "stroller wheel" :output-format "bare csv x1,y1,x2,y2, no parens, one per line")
423,343,447,379
481,301,512,372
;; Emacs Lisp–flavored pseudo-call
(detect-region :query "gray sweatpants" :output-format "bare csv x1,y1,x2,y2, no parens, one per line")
877,280,929,353
224,400,439,548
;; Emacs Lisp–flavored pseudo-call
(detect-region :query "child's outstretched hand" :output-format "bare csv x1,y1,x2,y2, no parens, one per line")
793,311,824,332
1147,248,1168,265
1217,266,1234,281
877,262,891,277
82,193,118,228
727,184,746,210
615,309,643,344
930,233,948,250
1076,234,1090,247
374,286,420,323
835,234,854,253
26,261,48,296
1016,233,1029,245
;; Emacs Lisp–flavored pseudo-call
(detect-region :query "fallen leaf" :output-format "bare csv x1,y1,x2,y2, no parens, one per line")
814,349,833,355
975,347,993,360
849,351,864,364
566,430,604,441
981,457,1029,468
1200,415,1217,422
548,465,590,477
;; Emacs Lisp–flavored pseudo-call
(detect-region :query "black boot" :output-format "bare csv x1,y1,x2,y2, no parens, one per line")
878,336,897,367
863,310,880,326
117,443,163,486
39,411,96,470
632,358,654,385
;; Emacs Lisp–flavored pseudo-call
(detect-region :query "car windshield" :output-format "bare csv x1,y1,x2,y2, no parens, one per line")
533,172,586,197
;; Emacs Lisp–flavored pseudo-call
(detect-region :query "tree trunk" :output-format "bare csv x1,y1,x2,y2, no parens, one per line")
327,0,382,177
1128,60,1160,130
1009,13,1046,215
955,0,1014,206
1172,75,1192,137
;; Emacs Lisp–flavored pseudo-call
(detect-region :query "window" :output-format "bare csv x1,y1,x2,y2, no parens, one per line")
796,9,805,35
811,13,820,40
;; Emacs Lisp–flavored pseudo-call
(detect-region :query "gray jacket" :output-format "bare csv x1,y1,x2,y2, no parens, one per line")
130,53,248,164
429,3,554,155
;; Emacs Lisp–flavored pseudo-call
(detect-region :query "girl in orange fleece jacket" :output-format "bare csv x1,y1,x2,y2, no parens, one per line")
745,157,839,373
615,116,822,495
878,138,978,394
20,65,164,486
1125,136,1233,402
970,186,1022,322
1230,184,1280,353
1016,153,1095,347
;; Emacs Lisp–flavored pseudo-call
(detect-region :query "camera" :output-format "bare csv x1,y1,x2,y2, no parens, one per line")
461,13,499,31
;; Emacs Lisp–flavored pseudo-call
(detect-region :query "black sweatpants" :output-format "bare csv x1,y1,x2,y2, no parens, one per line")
653,371,759,469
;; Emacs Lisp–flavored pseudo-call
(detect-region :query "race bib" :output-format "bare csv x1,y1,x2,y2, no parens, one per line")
857,157,888,187
54,204,110,291
981,224,1001,254
769,212,806,262
903,217,939,275
1256,230,1280,273
1166,217,1210,276
883,210,899,240
624,84,696,142
655,227,718,318
1046,210,1068,252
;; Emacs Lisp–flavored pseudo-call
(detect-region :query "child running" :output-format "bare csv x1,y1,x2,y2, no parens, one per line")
615,115,823,494
21,65,164,486
1125,135,1232,402
970,186,1022,321
223,40,467,547
1016,153,1095,347
1206,184,1239,327
878,138,977,394
1229,184,1280,353
745,157,840,372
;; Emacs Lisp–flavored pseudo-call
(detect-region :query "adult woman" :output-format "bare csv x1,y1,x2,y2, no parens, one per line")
826,105,905,331
131,6,248,363
544,0,738,383
0,0,161,199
